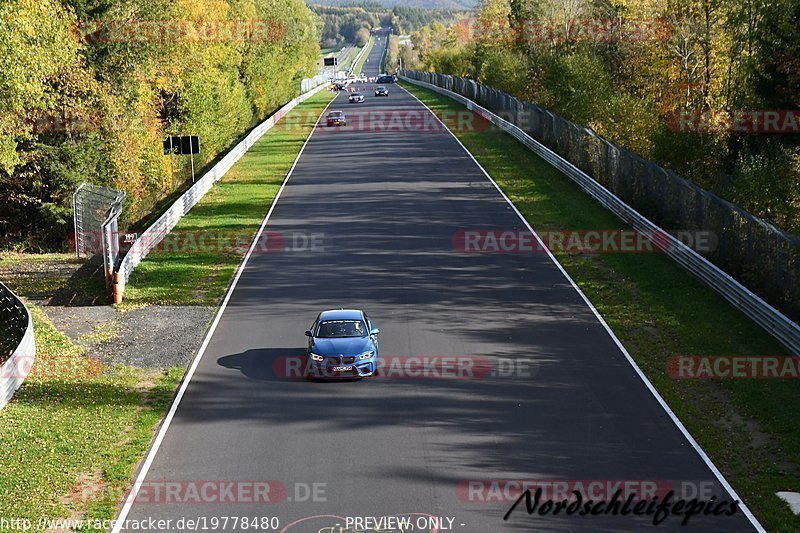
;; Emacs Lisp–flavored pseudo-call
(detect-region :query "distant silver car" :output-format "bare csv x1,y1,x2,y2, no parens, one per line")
348,92,365,103
375,86,388,97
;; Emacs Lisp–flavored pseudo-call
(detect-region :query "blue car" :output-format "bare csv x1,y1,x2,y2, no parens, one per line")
304,309,379,379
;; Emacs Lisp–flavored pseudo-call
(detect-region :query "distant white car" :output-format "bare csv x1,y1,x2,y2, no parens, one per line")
348,92,365,103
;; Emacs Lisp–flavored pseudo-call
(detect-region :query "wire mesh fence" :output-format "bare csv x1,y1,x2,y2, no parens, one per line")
402,70,800,323
72,183,126,259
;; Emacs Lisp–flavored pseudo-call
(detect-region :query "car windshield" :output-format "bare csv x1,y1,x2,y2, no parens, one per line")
377,87,385,90
316,319,366,338
352,93,361,97
329,112,343,118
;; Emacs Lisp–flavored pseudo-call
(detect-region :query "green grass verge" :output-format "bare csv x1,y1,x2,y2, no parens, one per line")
0,305,182,526
401,80,800,531
121,89,335,308
352,37,375,75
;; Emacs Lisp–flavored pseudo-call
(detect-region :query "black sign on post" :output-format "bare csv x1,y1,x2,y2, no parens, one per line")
163,135,201,185
323,57,336,66
163,135,200,155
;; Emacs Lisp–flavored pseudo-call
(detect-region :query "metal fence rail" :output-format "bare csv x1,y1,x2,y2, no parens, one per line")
116,82,330,298
0,281,35,410
101,198,124,292
401,72,800,355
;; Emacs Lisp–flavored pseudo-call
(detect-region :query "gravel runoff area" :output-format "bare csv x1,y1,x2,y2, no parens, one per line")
0,253,214,369
50,304,215,368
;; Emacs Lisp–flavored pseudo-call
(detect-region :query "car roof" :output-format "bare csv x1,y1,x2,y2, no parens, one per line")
319,309,364,321
329,111,344,115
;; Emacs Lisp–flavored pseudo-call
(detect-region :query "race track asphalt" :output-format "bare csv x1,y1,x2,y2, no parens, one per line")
117,31,759,533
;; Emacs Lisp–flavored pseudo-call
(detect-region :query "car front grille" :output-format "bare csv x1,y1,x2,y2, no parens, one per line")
325,356,356,365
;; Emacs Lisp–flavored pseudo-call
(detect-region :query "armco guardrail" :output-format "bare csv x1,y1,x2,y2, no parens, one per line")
401,72,800,355
348,35,373,76
401,71,800,322
116,80,330,300
0,281,35,410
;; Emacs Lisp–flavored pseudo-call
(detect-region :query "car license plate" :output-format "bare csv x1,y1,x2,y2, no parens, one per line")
331,365,353,372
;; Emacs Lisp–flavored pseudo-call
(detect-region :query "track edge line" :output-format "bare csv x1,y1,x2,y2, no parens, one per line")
399,81,765,533
110,92,337,533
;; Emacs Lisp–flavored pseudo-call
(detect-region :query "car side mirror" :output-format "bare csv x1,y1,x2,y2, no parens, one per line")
370,328,380,336
304,330,313,337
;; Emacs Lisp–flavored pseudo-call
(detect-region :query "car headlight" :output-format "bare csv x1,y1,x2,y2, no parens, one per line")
310,353,324,362
359,351,374,360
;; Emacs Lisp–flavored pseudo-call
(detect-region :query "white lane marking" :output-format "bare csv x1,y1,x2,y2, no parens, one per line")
398,82,765,533
110,93,337,533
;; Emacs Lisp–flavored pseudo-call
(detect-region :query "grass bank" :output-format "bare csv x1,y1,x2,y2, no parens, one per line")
401,80,800,532
0,89,335,526
0,306,182,525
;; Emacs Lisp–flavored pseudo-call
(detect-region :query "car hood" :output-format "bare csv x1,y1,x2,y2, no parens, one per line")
311,336,373,356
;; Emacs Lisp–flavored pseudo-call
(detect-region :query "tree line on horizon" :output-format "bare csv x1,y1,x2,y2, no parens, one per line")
312,3,469,49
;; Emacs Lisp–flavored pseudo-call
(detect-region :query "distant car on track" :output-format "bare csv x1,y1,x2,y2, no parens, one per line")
326,111,346,126
305,309,380,379
377,75,395,84
374,86,389,97
348,92,365,103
